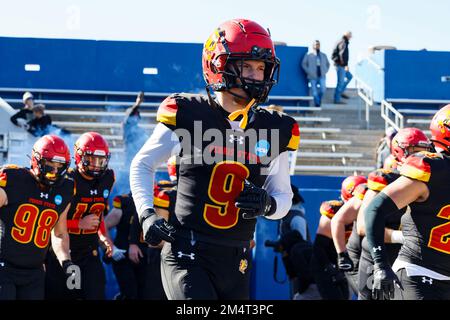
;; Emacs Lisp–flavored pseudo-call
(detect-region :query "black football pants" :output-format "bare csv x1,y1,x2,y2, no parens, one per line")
0,263,45,300
160,237,252,300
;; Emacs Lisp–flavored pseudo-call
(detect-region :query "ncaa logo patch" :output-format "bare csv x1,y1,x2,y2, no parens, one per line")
254,140,270,157
103,189,109,198
54,195,63,206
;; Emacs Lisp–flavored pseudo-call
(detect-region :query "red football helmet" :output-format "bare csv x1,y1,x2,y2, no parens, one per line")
167,155,177,182
390,127,432,163
31,135,70,186
341,175,367,202
430,104,450,153
202,18,280,103
74,132,111,178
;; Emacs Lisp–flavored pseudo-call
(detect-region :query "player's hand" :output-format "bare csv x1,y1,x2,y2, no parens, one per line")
111,246,127,262
79,214,100,230
141,208,175,246
128,244,143,264
372,263,403,300
103,238,114,258
337,251,354,271
235,180,274,219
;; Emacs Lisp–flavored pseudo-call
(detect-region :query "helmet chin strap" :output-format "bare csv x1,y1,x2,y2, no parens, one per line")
228,98,256,129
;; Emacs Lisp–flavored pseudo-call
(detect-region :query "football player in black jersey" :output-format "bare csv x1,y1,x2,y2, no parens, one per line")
365,106,450,300
356,127,432,300
330,175,367,294
130,19,299,300
45,132,116,300
310,175,366,299
0,135,75,300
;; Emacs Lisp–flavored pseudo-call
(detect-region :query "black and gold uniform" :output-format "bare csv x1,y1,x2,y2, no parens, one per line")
45,168,114,300
0,165,74,300
358,168,403,300
311,200,349,300
392,152,450,299
110,192,166,300
154,94,299,299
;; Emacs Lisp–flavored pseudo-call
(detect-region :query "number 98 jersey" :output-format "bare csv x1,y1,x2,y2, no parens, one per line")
0,165,74,268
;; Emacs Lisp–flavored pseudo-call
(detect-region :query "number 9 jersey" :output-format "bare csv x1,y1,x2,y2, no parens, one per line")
0,165,75,268
156,93,299,246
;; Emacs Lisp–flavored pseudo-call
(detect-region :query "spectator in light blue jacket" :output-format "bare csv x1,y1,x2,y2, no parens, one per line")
301,40,330,107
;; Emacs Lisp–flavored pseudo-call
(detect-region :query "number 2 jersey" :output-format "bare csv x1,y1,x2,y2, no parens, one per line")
156,93,299,246
396,151,450,276
66,168,115,258
0,165,74,268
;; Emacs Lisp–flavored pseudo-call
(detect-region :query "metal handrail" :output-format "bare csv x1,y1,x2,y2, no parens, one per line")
381,100,404,130
386,98,450,104
354,76,374,128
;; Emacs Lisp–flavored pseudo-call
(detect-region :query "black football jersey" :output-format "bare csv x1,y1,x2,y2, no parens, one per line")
153,180,177,218
397,151,450,276
112,193,148,252
156,94,299,245
66,168,115,255
0,165,74,268
367,169,404,230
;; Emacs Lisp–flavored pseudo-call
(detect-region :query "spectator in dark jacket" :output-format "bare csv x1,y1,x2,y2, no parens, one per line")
27,104,52,137
10,91,34,128
302,40,330,107
332,31,353,104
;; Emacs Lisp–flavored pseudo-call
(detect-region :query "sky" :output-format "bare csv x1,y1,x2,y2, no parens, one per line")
1,0,449,86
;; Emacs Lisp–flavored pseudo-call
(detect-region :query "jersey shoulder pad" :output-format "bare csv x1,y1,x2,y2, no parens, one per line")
0,165,27,188
113,195,123,209
400,151,440,182
367,169,398,191
320,200,344,219
260,109,300,152
156,93,209,128
153,184,170,209
353,183,368,200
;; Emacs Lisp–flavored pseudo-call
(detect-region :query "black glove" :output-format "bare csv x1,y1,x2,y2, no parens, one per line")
235,180,275,219
337,251,354,271
140,208,175,246
372,263,403,300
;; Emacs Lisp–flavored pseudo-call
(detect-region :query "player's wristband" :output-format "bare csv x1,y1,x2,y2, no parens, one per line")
66,219,79,229
139,208,156,226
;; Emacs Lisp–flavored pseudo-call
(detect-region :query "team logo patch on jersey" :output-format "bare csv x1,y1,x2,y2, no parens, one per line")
255,140,270,157
239,259,248,274
103,189,109,198
54,194,63,205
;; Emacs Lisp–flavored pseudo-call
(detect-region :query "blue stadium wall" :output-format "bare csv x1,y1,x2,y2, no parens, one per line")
355,49,450,103
0,37,309,97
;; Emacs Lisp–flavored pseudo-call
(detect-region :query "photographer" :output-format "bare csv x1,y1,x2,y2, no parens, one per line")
265,185,319,299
